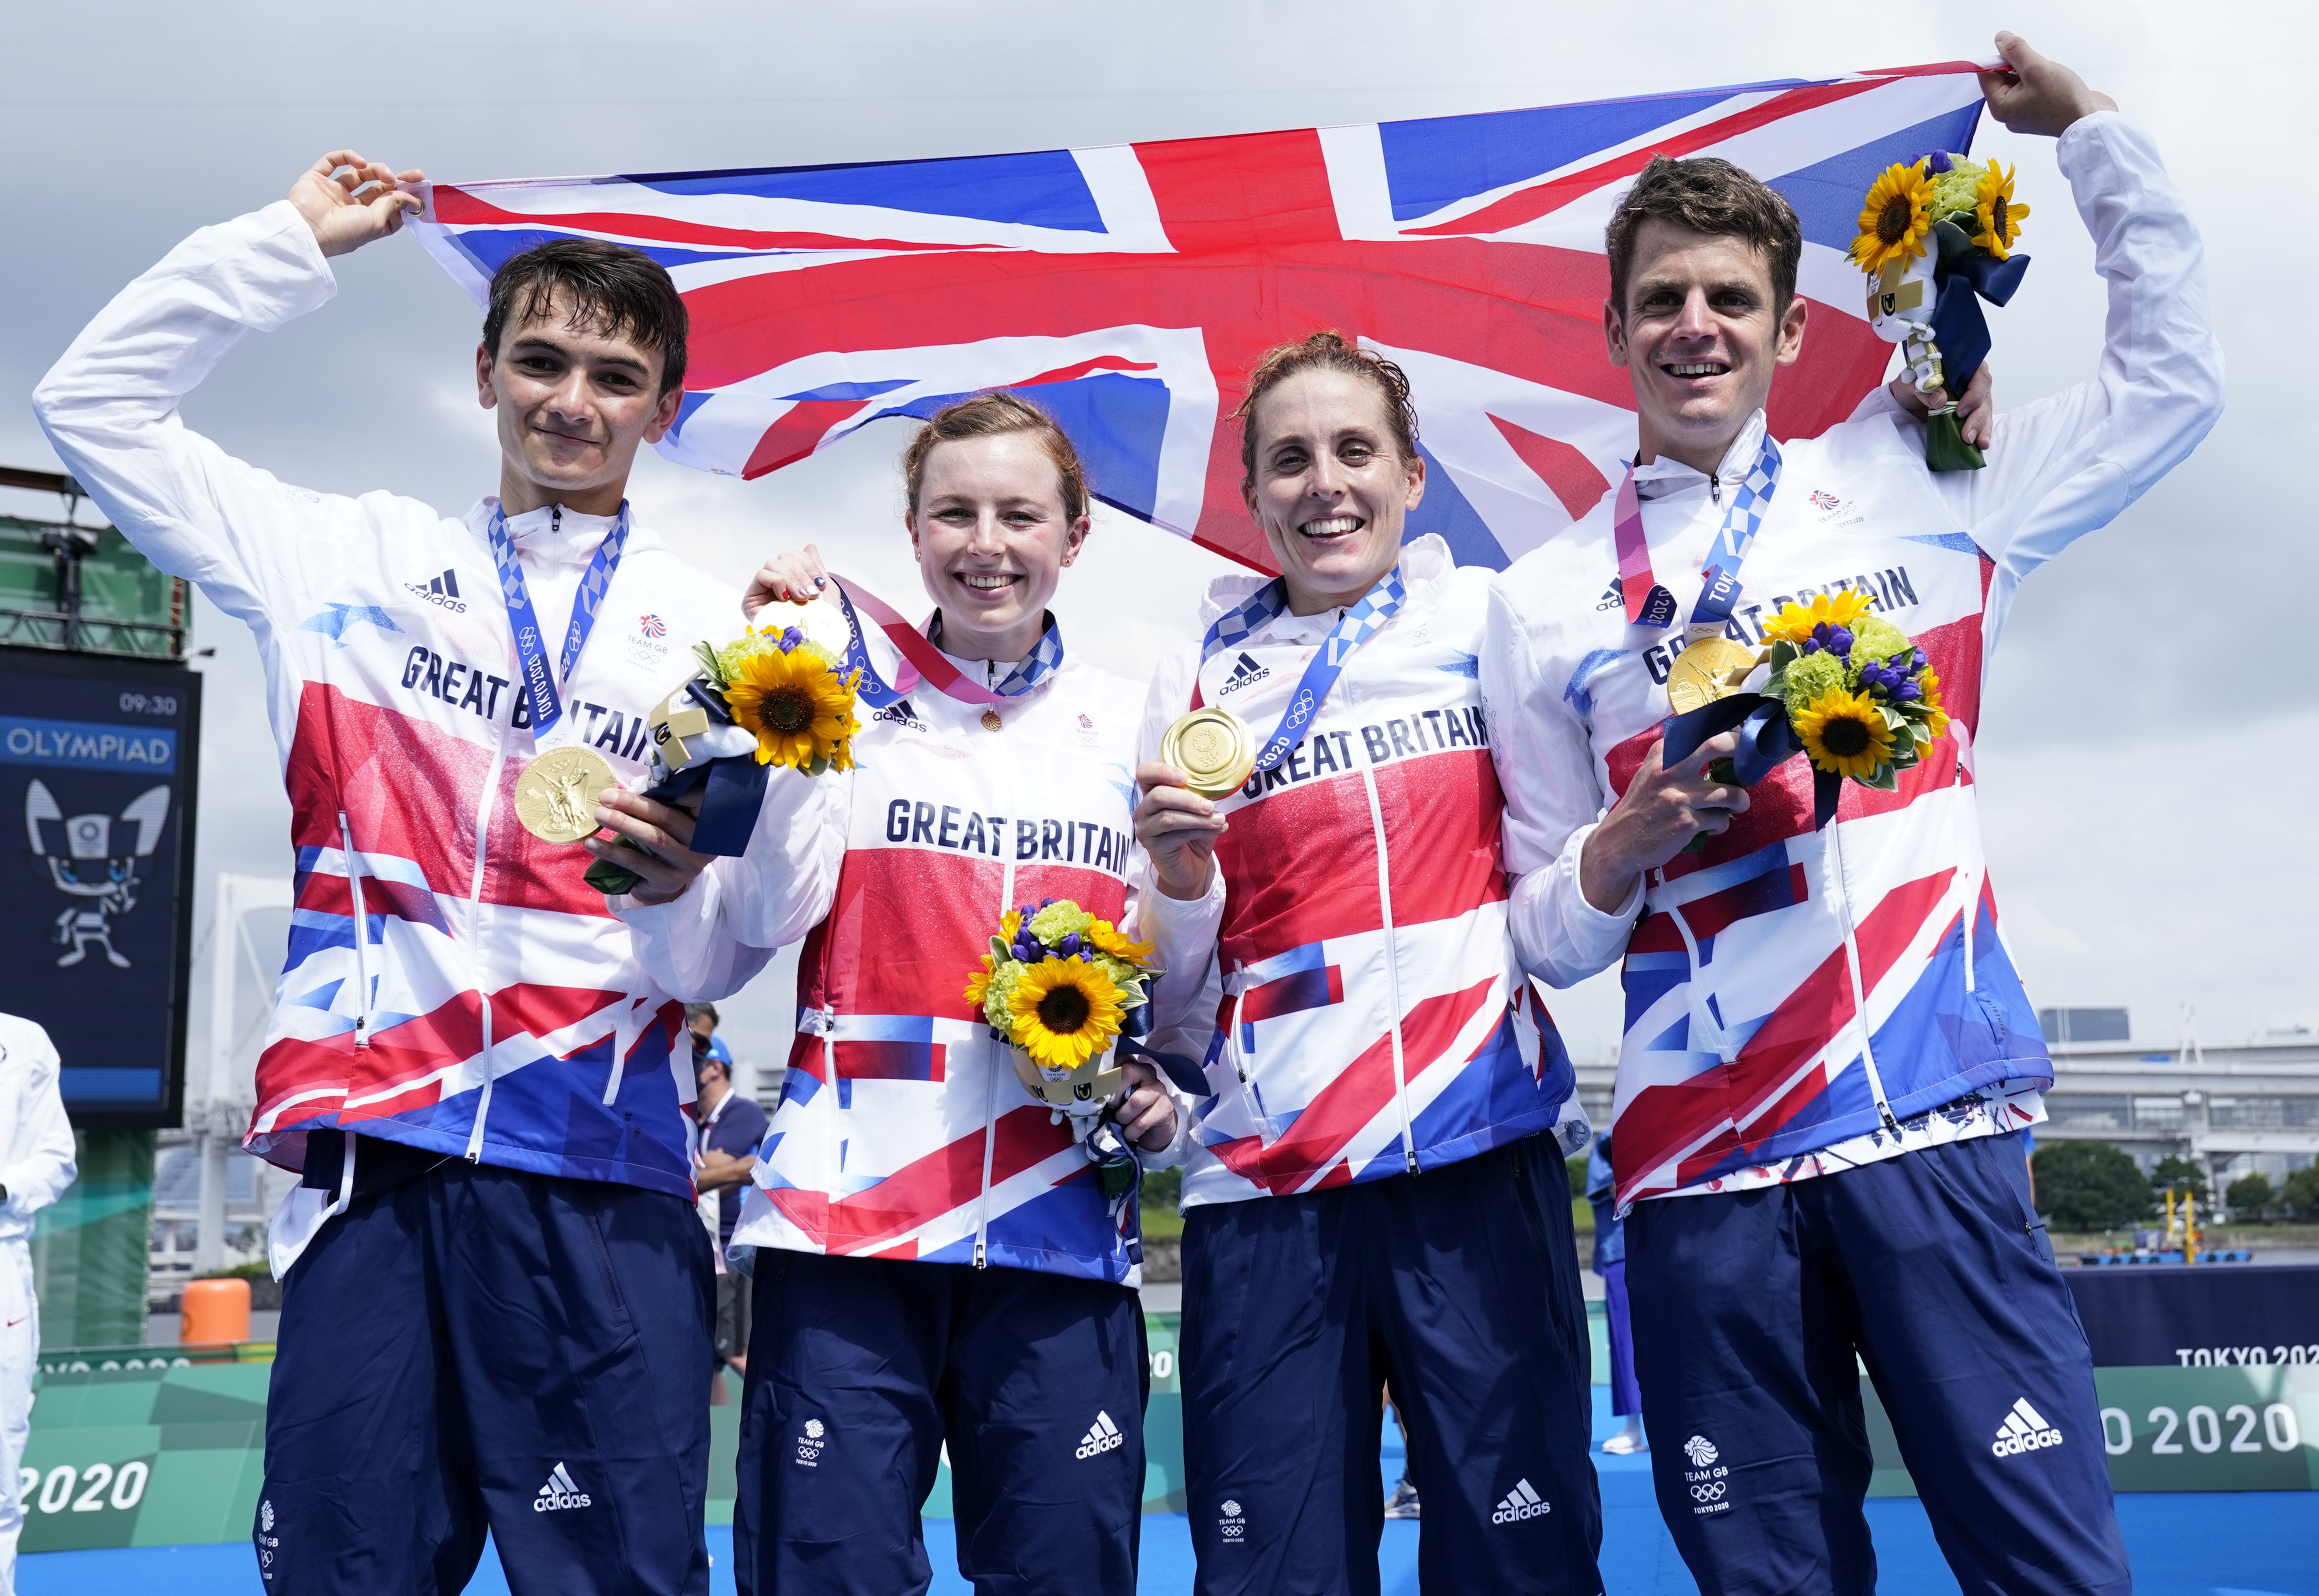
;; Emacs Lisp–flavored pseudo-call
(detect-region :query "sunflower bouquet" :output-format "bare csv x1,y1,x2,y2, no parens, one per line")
582,621,860,895
965,898,1160,1119
1853,150,2031,471
1660,590,1948,833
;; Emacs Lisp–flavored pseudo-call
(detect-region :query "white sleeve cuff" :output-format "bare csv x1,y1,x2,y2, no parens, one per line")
1138,867,1226,1029
609,867,745,1000
1510,821,1643,988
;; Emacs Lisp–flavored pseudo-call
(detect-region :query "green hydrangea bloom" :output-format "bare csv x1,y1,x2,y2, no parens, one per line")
1029,903,1093,944
1096,955,1152,1006
1779,648,1850,717
983,962,1025,1030
1850,615,1911,665
1928,157,1985,224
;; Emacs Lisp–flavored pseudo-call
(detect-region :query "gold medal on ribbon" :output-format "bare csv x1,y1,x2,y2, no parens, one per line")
1664,637,1763,715
1160,707,1256,800
514,746,619,844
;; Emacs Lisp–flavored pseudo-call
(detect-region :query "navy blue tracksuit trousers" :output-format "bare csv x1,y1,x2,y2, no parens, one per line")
258,1146,715,1596
1627,1131,2131,1596
1181,1133,1602,1596
733,1249,1147,1596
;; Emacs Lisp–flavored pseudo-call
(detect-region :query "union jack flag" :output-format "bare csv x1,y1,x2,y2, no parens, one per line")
412,62,1988,575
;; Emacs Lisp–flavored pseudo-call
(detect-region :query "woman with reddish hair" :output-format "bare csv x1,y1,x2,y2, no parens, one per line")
1133,333,1603,1594
608,392,1198,1596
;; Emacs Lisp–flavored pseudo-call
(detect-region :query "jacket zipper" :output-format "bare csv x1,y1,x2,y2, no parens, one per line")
337,810,373,1049
1825,816,1899,1131
975,682,1017,1268
461,536,525,1162
1357,762,1418,1176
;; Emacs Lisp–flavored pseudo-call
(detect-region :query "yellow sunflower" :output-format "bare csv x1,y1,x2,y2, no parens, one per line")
1007,957,1126,1072
1792,687,1896,780
1761,589,1876,646
723,650,861,771
1084,918,1156,966
1850,160,1934,276
1916,669,1952,742
963,954,996,1010
1970,160,2029,260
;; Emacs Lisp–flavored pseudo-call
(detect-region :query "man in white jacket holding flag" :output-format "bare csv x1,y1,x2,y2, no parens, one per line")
1484,35,2221,1596
36,153,740,1596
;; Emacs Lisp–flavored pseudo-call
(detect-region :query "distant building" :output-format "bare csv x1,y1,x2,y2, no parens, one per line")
2037,1007,2131,1044
1570,1022,2319,1197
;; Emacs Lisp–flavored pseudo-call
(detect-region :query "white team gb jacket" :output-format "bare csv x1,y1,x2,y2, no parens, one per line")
1141,535,1585,1212
34,203,744,1215
1483,113,2224,1208
619,620,1207,1286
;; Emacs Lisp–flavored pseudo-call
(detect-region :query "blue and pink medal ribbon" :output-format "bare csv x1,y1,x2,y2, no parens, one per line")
823,574,1065,707
1195,565,1407,779
1611,434,1782,642
486,501,631,746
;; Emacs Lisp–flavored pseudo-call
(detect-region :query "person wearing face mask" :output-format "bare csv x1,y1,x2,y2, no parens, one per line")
1131,333,1600,1594
33,154,741,1594
1483,36,2221,1596
607,393,1196,1596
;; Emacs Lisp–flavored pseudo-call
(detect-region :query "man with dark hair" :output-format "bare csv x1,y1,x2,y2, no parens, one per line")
1484,36,2221,1596
36,151,743,1596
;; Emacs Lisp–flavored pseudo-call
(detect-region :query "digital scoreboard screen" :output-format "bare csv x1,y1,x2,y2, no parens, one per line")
0,647,200,1125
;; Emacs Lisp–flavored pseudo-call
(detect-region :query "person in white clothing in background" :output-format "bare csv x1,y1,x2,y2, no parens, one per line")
0,1014,79,1594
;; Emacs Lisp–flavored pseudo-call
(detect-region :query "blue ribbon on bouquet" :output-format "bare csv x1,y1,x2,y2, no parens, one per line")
581,678,771,895
637,678,771,857
1659,692,1844,833
1926,219,2030,398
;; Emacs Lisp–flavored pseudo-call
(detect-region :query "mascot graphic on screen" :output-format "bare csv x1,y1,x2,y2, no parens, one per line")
24,779,170,968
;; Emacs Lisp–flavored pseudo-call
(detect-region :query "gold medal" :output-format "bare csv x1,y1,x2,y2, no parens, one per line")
981,708,1003,732
1160,707,1256,800
513,746,619,844
1664,637,1763,715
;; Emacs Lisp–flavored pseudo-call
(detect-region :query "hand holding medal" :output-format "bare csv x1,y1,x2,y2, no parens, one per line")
1658,590,1948,831
579,608,862,897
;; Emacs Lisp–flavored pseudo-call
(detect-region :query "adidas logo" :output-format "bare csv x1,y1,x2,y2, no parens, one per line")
1219,651,1270,694
1596,578,1625,612
1075,1410,1125,1459
1491,1478,1551,1524
406,568,467,613
874,697,926,729
532,1462,591,1512
1991,1398,2064,1457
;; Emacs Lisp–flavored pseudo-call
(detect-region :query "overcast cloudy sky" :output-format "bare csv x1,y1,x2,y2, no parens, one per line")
2,1,2309,1102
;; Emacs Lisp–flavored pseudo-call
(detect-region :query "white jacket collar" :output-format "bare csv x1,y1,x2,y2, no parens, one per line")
1194,533,1454,630
1631,409,1768,501
464,497,667,566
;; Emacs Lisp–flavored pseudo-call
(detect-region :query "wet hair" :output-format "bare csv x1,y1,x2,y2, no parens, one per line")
1235,331,1421,493
901,392,1092,523
482,237,690,395
1604,155,1803,318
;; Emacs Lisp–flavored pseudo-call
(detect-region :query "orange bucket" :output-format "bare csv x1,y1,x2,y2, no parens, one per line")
180,1277,251,1345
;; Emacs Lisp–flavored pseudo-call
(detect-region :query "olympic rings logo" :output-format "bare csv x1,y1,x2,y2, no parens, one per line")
1690,1481,1726,1503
